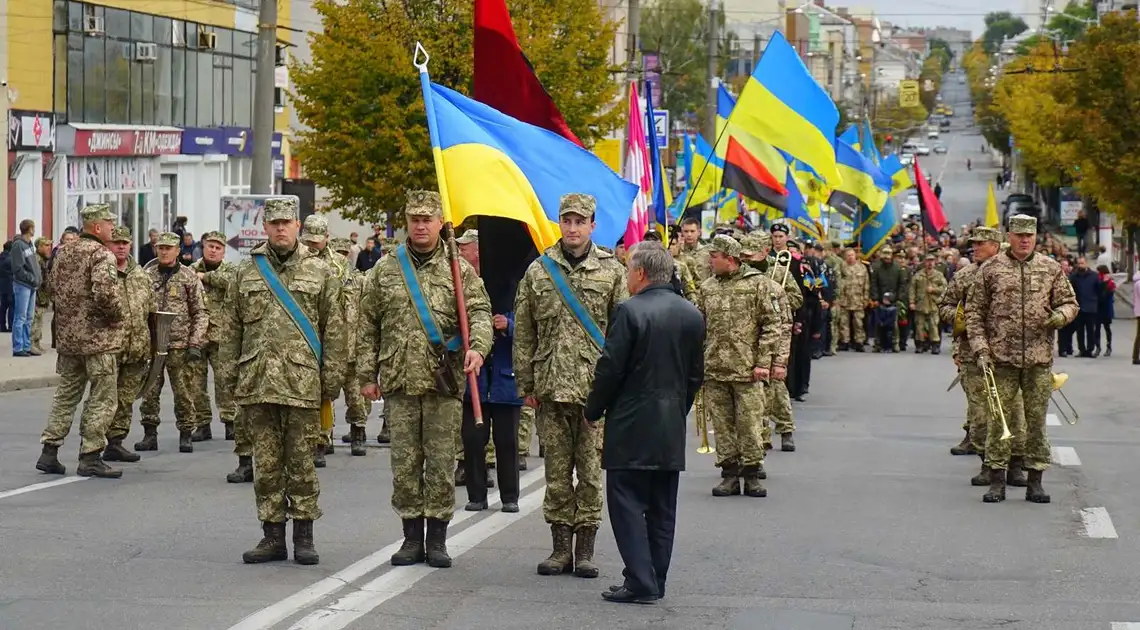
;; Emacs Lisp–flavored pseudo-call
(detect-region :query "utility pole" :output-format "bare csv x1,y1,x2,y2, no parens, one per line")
705,0,719,145
0,0,9,243
250,0,277,195
621,0,640,163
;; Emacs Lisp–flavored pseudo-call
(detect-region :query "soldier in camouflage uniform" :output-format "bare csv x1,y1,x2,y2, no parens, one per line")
823,242,844,354
103,226,153,464
965,215,1078,504
136,232,208,454
700,235,783,497
187,231,238,443
357,191,492,569
677,217,710,282
218,196,346,566
331,237,369,456
35,204,124,479
836,248,869,350
31,237,53,355
749,229,801,452
909,254,948,354
515,193,627,579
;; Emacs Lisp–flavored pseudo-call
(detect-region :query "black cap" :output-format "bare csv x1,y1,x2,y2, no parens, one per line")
770,223,790,235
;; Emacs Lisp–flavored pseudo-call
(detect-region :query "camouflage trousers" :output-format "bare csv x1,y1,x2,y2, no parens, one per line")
245,403,322,523
762,379,796,448
961,363,1027,455
389,393,461,521
40,352,119,456
31,305,47,354
706,379,766,470
232,406,253,457
837,309,866,345
539,401,603,528
984,365,1050,472
189,342,236,429
914,312,941,344
139,348,198,432
107,360,148,441
323,362,368,447
519,405,536,457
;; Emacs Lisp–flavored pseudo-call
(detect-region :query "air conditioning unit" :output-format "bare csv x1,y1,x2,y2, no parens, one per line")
134,42,158,62
199,31,217,50
84,15,104,35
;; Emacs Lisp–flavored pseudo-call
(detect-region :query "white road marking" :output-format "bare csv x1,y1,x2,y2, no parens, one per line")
1047,414,1061,426
1110,623,1140,629
1051,446,1081,466
0,476,88,500
1079,507,1119,539
287,479,546,630
227,466,546,630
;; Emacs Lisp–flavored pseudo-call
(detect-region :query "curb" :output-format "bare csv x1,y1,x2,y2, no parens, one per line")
0,375,61,394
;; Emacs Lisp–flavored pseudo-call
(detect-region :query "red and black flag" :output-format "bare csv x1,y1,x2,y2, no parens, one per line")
723,137,788,211
913,157,948,235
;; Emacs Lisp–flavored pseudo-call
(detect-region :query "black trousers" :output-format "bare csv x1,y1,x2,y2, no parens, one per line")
0,292,11,332
1058,322,1075,355
1075,311,1098,355
461,401,520,503
606,469,679,598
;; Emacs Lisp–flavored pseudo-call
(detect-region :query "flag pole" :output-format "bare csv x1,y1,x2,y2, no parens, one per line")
414,43,483,427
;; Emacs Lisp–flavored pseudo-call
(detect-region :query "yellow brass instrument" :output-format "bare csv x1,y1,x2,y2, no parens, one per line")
982,363,1014,441
1050,372,1079,424
695,389,714,454
775,249,793,288
953,302,967,337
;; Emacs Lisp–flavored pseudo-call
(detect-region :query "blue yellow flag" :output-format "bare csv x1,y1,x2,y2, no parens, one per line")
879,155,914,196
839,125,860,150
418,77,638,249
715,83,790,194
686,134,723,209
828,140,892,220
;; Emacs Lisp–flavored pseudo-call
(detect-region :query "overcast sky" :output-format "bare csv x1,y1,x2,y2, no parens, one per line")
851,0,1038,36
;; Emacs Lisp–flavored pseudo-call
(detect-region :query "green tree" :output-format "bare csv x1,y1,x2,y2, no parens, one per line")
291,0,622,226
927,38,953,71
982,11,1029,54
640,0,732,124
918,53,947,113
1046,0,1097,42
993,42,1073,186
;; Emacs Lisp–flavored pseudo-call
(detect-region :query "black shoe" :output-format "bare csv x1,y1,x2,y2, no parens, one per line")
601,587,657,604
227,456,254,483
77,452,122,478
501,502,520,513
224,424,235,440
243,522,288,564
191,425,212,442
36,444,66,475
178,431,193,453
103,438,141,463
134,427,158,452
465,500,488,512
292,520,320,565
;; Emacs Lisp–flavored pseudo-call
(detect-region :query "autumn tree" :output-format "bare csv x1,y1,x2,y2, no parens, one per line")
871,101,928,146
291,0,622,227
962,41,1011,154
918,53,947,113
640,0,733,125
992,42,1073,187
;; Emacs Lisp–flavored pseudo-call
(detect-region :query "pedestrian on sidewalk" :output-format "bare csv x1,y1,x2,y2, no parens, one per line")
584,241,705,604
9,219,43,356
1096,264,1115,356
0,240,12,332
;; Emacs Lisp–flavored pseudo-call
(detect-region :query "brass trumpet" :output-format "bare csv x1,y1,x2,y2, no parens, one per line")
1051,372,1079,425
695,389,714,454
982,363,1014,441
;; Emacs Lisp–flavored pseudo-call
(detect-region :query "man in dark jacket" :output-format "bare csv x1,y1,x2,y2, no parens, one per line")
0,240,13,332
1069,256,1102,357
584,241,705,604
10,219,44,356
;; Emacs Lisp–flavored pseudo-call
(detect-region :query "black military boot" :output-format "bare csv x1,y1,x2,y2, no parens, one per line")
971,454,990,486
390,518,425,566
781,432,796,452
35,444,66,475
178,430,193,453
341,431,353,444
537,524,574,575
425,518,452,568
931,341,941,355
292,520,319,565
313,444,326,468
350,426,367,456
191,425,212,442
224,423,235,441
1007,456,1028,488
376,419,391,445
103,438,141,462
712,466,741,497
242,522,288,564
915,341,925,354
950,431,974,455
741,465,768,498
1025,470,1051,503
77,451,122,478
134,426,158,452
325,439,335,455
757,462,767,480
573,525,599,578
227,456,253,483
982,468,1006,503
519,457,528,471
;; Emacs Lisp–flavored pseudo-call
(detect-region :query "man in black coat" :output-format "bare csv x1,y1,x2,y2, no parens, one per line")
584,241,705,604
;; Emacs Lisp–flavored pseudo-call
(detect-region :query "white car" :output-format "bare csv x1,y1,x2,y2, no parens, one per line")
927,130,940,139
899,152,915,166
915,144,932,155
901,192,921,216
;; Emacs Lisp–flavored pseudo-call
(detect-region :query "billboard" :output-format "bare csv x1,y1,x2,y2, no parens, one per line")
221,195,300,262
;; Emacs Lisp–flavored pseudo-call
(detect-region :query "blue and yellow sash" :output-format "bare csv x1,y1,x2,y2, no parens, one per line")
539,255,605,351
394,245,461,353
253,254,322,361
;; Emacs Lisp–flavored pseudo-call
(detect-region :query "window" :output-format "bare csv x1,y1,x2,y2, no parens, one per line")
106,40,129,124
67,35,83,121
54,35,68,113
196,52,213,125
104,7,130,39
83,36,106,123
131,12,153,42
156,46,173,126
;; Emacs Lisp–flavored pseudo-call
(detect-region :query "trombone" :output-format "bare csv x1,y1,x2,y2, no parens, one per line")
982,364,1014,441
1051,372,1079,425
695,388,714,454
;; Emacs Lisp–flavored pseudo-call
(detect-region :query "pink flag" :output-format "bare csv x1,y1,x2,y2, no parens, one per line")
623,82,652,246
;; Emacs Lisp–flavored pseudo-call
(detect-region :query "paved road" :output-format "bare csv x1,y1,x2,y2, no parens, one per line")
3,323,1140,630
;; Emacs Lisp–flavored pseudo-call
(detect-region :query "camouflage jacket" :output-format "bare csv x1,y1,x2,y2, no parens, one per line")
759,273,793,366
837,262,870,310
49,233,124,356
698,264,783,381
313,247,350,283
218,242,346,408
357,242,492,399
35,253,51,307
514,242,627,405
341,269,364,364
189,258,236,345
144,260,208,350
679,243,711,282
118,257,155,364
965,251,1078,368
675,258,699,304
938,261,980,364
909,268,948,313
763,255,805,313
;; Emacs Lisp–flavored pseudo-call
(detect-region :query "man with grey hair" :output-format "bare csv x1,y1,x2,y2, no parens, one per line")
585,240,705,604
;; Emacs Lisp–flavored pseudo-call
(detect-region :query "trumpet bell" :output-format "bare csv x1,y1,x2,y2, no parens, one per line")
1051,372,1069,391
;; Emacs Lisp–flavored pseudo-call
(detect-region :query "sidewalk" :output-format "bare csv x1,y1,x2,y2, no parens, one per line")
0,311,60,393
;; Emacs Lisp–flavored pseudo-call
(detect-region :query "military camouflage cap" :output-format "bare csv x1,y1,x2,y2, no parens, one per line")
924,253,936,261
80,203,114,223
301,214,330,244
405,190,443,218
880,245,895,256
739,232,769,256
559,193,596,218
34,237,53,248
263,197,299,222
456,229,479,245
330,237,352,253
1008,214,1037,235
709,234,743,259
201,230,227,245
110,226,133,243
969,226,1001,243
155,232,180,247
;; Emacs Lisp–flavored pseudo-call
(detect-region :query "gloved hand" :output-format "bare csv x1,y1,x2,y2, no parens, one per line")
1046,310,1067,329
975,351,994,372
188,347,203,361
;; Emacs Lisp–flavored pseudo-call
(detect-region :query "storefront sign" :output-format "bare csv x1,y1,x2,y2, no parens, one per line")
8,110,55,152
181,127,283,156
73,128,183,157
221,195,299,261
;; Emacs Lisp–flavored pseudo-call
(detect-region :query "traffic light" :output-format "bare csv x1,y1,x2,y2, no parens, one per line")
885,134,893,143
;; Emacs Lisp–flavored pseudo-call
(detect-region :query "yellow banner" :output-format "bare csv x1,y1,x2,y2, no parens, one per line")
593,139,622,173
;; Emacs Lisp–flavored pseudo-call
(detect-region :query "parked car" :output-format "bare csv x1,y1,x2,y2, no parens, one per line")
933,144,948,154
915,144,932,155
901,191,921,217
927,130,940,140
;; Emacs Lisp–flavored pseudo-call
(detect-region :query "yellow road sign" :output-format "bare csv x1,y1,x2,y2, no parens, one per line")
899,80,920,108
